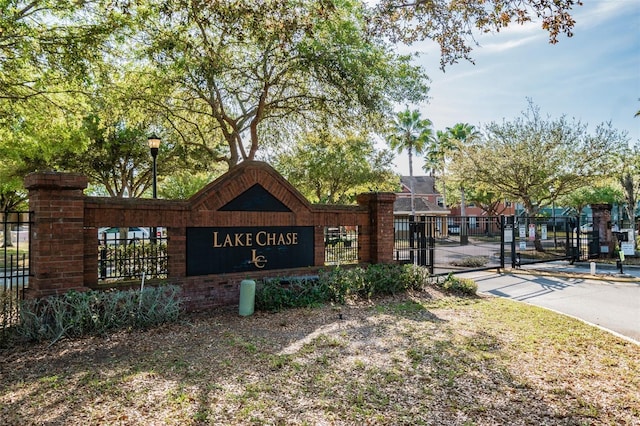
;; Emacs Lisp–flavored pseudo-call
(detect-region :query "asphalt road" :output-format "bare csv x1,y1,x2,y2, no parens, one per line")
457,265,640,344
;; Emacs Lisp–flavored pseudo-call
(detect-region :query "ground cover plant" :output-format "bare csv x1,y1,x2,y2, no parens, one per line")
14,285,182,344
0,285,637,425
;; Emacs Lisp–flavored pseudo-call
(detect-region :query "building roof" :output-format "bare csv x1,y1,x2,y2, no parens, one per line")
393,196,449,215
400,176,439,195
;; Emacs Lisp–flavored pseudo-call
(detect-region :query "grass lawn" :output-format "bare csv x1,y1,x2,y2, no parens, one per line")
0,288,638,425
0,247,29,269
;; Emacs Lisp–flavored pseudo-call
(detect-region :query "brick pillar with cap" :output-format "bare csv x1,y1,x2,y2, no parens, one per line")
24,172,89,298
357,192,397,264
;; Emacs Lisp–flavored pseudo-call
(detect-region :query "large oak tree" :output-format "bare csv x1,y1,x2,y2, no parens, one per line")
134,0,429,168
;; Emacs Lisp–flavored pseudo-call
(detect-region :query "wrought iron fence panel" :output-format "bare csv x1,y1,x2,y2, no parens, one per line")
324,226,359,265
393,216,434,273
432,216,503,274
1,210,31,340
510,215,577,267
98,232,168,282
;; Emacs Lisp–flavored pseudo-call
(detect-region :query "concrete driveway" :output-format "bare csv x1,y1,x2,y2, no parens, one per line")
457,264,640,344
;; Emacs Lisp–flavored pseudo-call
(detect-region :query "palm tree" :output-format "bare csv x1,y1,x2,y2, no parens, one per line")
386,109,434,214
444,123,479,216
425,123,479,210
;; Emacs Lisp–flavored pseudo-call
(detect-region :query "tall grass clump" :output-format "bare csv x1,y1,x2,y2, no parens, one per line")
16,285,183,343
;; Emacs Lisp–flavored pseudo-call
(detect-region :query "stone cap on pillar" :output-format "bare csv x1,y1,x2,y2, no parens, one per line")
25,172,88,191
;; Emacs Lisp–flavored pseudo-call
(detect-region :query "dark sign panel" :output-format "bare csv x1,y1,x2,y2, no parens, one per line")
186,226,314,276
219,184,292,212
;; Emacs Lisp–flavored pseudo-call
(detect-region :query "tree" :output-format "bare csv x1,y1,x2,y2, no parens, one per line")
454,101,628,251
386,109,434,214
617,142,640,240
425,123,479,211
0,169,27,248
159,170,224,200
370,0,583,68
1,1,127,113
440,123,479,215
135,0,429,169
560,185,623,221
275,130,399,204
0,1,130,201
69,116,157,198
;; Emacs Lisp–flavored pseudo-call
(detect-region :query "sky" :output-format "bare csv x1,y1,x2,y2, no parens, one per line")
388,0,640,176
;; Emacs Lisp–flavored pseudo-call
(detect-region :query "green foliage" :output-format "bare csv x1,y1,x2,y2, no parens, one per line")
255,277,332,312
1,288,20,338
371,0,580,69
159,170,221,200
386,109,434,177
275,130,400,204
560,185,624,216
255,264,430,311
137,0,429,167
452,101,629,218
15,285,183,343
104,242,168,279
435,274,478,296
449,256,489,268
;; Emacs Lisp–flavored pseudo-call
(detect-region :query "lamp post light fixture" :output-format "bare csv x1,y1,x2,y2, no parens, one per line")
147,135,161,243
147,134,161,199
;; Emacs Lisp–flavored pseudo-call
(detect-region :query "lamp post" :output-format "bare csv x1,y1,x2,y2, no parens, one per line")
550,186,557,249
148,135,161,243
147,135,161,199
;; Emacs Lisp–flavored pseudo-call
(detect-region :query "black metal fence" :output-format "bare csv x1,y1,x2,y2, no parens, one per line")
98,228,168,282
394,214,590,275
393,216,434,272
1,210,31,338
506,215,577,267
324,226,359,265
433,216,504,274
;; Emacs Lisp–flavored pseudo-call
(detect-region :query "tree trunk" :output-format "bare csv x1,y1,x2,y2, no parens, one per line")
408,147,415,215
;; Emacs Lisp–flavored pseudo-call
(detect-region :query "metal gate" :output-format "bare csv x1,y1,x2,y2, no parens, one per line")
1,210,31,338
394,214,591,275
506,215,579,268
393,216,434,273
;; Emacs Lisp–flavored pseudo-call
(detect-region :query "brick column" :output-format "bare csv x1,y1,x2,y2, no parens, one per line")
24,172,89,297
357,192,396,264
591,203,613,257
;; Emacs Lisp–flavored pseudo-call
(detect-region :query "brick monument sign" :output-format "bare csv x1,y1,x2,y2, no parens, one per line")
25,161,396,311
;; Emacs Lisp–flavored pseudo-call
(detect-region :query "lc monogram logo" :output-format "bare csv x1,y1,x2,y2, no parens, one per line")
250,249,267,269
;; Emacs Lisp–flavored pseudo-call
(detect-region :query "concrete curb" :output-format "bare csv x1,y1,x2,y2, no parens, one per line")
505,268,639,283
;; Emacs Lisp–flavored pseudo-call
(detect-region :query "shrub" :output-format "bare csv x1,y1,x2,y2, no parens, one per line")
255,263,432,311
255,277,331,311
15,285,183,343
450,256,489,267
437,274,478,296
105,242,168,279
398,263,431,291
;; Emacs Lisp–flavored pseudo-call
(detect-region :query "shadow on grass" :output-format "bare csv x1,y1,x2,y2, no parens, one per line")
0,291,636,425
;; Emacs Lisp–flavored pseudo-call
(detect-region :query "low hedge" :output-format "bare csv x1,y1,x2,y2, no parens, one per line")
255,264,475,312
